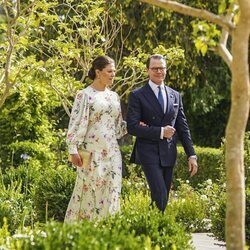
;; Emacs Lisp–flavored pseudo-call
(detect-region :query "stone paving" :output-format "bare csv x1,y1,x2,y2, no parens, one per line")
191,233,226,250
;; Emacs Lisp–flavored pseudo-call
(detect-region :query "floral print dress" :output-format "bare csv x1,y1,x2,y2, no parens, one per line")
64,86,127,222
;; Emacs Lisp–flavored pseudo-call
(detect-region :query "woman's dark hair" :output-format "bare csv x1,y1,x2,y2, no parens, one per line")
88,55,114,80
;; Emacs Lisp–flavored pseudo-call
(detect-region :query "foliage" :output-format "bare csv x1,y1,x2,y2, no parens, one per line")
246,188,250,244
0,0,234,149
209,132,250,243
0,220,152,250
209,190,226,242
121,144,224,188
169,180,210,233
2,161,40,198
174,146,224,188
245,132,250,187
32,165,76,222
0,169,36,233
111,0,232,147
0,191,194,250
107,192,193,249
0,80,61,170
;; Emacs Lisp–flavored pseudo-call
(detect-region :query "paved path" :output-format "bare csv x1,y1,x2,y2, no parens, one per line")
191,233,226,250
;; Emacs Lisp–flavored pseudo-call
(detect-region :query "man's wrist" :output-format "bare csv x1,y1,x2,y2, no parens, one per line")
188,155,197,161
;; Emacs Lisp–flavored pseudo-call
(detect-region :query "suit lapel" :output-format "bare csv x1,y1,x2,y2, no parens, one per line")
162,86,176,125
142,83,164,116
165,86,174,115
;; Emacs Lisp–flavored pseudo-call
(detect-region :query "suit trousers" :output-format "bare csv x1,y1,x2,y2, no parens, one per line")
142,164,173,212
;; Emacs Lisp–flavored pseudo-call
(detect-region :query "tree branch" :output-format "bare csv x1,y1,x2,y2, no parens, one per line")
217,3,238,69
141,0,235,32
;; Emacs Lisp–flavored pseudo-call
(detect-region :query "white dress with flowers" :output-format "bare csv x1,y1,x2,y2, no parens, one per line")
64,86,127,222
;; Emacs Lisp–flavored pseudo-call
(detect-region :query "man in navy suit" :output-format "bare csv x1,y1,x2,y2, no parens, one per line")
126,54,198,212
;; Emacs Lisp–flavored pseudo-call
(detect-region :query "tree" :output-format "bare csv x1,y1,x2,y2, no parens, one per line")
141,0,249,249
110,0,233,147
0,0,126,113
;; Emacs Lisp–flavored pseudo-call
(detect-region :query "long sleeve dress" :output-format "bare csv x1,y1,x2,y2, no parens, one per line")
64,86,127,222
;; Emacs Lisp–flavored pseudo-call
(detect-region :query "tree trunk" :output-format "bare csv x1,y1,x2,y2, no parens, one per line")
225,0,250,249
141,0,250,248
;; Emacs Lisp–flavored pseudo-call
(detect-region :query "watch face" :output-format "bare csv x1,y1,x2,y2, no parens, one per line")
189,156,197,160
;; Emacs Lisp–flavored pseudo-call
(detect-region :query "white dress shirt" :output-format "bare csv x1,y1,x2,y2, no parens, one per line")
148,80,167,139
148,80,167,113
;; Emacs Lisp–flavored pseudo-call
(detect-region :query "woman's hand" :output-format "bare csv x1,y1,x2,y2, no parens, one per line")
70,153,83,167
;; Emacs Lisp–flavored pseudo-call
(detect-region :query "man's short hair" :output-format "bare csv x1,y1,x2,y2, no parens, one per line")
146,54,166,69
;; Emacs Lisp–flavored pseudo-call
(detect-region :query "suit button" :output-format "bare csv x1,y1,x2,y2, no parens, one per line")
152,116,155,120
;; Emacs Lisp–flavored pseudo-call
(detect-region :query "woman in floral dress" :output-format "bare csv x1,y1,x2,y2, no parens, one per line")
65,56,127,222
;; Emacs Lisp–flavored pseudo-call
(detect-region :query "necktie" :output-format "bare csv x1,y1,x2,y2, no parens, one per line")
158,86,164,112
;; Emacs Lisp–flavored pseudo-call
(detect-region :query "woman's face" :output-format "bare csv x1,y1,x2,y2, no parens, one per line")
96,63,116,86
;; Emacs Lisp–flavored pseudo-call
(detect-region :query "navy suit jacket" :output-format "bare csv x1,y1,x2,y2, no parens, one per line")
126,82,195,167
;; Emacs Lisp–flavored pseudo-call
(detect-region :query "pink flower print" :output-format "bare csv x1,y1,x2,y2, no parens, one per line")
96,180,101,188
79,213,90,220
96,178,105,188
101,149,108,158
67,133,74,140
77,93,83,100
94,114,101,122
89,134,95,139
75,195,81,202
83,184,89,192
66,209,72,217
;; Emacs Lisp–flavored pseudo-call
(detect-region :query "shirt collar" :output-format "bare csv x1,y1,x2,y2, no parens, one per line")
149,80,164,91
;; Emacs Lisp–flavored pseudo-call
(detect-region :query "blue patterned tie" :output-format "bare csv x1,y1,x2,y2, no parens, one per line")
158,86,164,112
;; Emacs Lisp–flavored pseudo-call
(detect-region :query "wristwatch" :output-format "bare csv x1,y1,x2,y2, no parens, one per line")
188,155,197,161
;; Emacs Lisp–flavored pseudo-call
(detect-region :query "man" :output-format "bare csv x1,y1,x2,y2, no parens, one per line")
126,54,198,212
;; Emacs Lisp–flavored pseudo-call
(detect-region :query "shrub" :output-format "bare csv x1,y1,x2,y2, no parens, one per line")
8,141,56,167
32,165,76,222
2,160,41,199
168,180,210,233
244,132,250,186
0,179,35,233
116,192,193,249
1,220,152,250
210,187,250,245
246,188,250,244
209,132,250,243
0,192,193,250
174,146,223,188
121,145,224,188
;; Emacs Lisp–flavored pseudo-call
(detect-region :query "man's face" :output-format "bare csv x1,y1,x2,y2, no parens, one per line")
147,58,166,85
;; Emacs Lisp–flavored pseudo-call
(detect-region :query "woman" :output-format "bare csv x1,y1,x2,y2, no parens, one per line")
65,55,127,222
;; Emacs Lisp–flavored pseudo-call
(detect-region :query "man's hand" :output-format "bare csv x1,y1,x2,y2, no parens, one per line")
139,121,148,127
188,158,198,177
163,125,176,139
70,153,83,167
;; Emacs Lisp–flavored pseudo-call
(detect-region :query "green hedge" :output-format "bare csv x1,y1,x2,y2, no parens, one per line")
0,192,193,250
209,132,250,244
121,145,224,188
174,146,223,187
32,165,76,222
210,187,250,245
